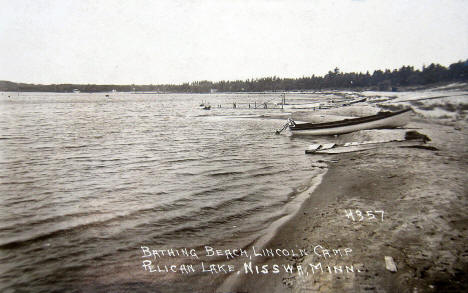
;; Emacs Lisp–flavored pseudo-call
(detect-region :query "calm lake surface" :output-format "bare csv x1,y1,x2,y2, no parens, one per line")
0,92,329,292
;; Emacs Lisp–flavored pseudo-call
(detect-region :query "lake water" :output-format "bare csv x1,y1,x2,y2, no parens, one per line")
0,92,328,292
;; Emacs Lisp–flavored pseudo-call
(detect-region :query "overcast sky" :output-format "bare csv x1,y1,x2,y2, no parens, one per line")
0,0,467,85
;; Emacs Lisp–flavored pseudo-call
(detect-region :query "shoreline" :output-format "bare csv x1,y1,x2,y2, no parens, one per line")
225,117,467,293
217,170,328,292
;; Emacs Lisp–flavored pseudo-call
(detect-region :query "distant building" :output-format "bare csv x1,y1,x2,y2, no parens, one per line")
210,89,218,94
72,89,80,93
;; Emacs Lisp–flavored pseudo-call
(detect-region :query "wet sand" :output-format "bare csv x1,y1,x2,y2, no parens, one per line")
226,116,468,292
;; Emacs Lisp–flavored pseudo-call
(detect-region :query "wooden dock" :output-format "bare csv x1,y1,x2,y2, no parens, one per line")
209,94,287,109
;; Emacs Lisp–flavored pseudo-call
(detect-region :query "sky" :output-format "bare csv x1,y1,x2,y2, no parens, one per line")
0,0,467,85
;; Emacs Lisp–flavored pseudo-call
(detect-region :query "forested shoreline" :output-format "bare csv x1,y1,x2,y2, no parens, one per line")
1,60,467,93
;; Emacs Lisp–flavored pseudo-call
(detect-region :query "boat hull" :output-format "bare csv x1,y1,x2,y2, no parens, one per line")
289,109,412,136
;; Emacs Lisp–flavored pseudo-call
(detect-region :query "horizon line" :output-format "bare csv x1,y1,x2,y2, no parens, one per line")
2,59,467,87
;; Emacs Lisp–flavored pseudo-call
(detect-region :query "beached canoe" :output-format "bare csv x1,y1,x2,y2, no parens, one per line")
288,108,412,136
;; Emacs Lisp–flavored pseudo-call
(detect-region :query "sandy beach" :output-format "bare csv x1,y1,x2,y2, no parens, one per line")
225,89,468,293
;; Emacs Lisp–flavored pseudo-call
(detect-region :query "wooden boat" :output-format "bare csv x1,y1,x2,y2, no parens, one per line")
288,108,412,136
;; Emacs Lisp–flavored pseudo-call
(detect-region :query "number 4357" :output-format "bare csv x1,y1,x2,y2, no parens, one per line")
345,209,384,222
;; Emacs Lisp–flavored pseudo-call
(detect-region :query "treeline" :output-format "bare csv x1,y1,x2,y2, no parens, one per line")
0,81,142,93
1,60,467,93
179,60,467,92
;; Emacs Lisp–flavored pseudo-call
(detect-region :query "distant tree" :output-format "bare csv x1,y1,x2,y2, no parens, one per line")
421,63,449,84
448,60,468,80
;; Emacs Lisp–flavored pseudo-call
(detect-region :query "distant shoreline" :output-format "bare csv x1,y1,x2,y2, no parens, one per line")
1,81,467,95
1,59,467,93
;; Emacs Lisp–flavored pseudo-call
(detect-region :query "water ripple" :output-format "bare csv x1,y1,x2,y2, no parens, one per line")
0,92,322,292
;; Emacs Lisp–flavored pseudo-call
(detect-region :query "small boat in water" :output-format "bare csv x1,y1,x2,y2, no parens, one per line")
200,100,211,109
287,108,412,136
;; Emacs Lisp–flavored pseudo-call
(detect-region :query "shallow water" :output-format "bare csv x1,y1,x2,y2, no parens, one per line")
0,92,327,292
